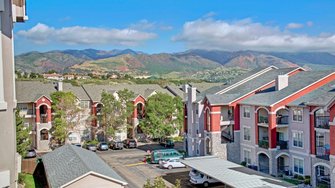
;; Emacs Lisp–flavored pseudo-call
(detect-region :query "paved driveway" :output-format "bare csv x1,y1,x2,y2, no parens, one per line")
97,142,190,188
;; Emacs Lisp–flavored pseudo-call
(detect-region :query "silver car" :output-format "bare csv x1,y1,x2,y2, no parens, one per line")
26,149,37,158
85,144,97,152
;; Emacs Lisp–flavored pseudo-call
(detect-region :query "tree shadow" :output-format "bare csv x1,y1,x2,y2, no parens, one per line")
33,161,48,188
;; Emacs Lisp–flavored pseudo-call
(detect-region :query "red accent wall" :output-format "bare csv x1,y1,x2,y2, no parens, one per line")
329,104,335,155
255,111,259,145
34,96,52,123
268,114,277,148
210,106,221,132
91,103,97,127
133,95,146,119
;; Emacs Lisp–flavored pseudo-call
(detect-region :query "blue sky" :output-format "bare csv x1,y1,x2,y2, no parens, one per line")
14,0,335,54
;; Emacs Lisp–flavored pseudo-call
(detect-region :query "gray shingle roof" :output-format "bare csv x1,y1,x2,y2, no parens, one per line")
206,94,241,105
42,144,127,188
16,81,90,102
63,83,90,101
16,81,56,102
240,70,335,106
288,80,335,106
197,68,298,105
82,84,173,102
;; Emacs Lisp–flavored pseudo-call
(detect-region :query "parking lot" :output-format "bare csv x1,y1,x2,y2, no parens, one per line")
97,142,225,188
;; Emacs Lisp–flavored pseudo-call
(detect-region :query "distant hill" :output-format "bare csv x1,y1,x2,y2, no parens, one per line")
15,49,335,76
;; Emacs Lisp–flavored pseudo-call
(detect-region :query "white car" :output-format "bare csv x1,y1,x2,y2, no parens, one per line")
189,169,219,187
159,158,186,169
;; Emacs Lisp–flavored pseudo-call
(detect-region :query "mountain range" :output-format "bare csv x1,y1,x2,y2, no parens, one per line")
15,49,335,77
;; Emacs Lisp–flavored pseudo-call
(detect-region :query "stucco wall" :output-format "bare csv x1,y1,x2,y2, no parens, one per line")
65,174,125,188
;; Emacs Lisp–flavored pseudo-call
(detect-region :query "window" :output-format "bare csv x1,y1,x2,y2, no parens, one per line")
243,127,251,141
316,132,325,147
293,132,303,148
243,150,251,165
18,104,28,111
293,158,304,175
243,106,251,118
206,109,211,132
293,108,303,122
80,101,90,108
40,129,49,140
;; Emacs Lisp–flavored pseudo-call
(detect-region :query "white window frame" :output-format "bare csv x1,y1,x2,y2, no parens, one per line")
316,132,325,147
292,108,303,123
243,149,251,165
292,156,304,175
242,106,251,119
243,126,251,141
292,131,303,148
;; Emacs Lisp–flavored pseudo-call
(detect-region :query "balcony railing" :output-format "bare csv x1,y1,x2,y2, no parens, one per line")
258,140,269,149
277,116,288,125
277,140,288,150
258,116,268,124
278,165,291,176
316,146,330,161
315,116,330,129
221,131,234,143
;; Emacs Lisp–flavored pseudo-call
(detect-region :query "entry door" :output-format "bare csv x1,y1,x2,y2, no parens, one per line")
278,156,285,171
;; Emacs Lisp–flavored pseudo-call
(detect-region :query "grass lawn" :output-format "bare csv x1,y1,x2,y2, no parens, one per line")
19,173,44,188
283,178,302,185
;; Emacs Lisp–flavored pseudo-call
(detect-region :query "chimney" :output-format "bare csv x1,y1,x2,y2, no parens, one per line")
187,87,197,104
276,75,288,91
57,81,63,91
182,84,190,93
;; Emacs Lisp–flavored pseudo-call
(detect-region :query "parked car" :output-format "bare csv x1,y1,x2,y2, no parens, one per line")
123,138,137,148
110,141,123,150
97,142,109,151
72,143,82,147
159,158,186,169
189,169,219,187
25,149,37,158
85,144,97,152
159,138,174,148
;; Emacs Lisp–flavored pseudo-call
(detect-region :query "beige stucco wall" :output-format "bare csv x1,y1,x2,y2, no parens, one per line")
65,174,125,188
0,0,19,187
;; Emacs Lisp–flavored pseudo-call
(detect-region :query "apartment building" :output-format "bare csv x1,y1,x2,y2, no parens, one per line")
184,66,335,187
16,81,177,151
0,0,27,187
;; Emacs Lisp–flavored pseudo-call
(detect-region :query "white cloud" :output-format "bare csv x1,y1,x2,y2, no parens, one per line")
174,18,335,52
17,23,157,46
130,19,173,31
286,22,304,29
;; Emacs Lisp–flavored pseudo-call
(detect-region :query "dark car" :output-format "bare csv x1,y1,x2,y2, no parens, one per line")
72,143,82,147
160,138,175,148
97,142,109,151
85,144,97,152
110,141,123,150
123,138,137,149
25,149,37,158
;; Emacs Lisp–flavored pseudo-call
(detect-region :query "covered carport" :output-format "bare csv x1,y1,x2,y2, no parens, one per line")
182,156,296,188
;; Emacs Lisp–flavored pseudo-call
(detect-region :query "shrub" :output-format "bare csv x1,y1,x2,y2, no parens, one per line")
240,161,247,166
304,178,310,185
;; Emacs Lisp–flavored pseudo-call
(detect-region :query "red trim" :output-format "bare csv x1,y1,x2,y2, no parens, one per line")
268,114,277,148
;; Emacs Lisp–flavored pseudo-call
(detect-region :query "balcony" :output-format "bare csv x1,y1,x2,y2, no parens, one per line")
316,146,330,161
221,131,234,143
315,116,330,129
258,116,269,125
258,139,269,149
277,140,288,150
277,116,288,125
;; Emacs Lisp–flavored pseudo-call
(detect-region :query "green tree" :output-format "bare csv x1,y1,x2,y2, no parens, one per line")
16,110,31,157
140,92,183,139
99,89,134,140
143,177,166,188
50,91,84,145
